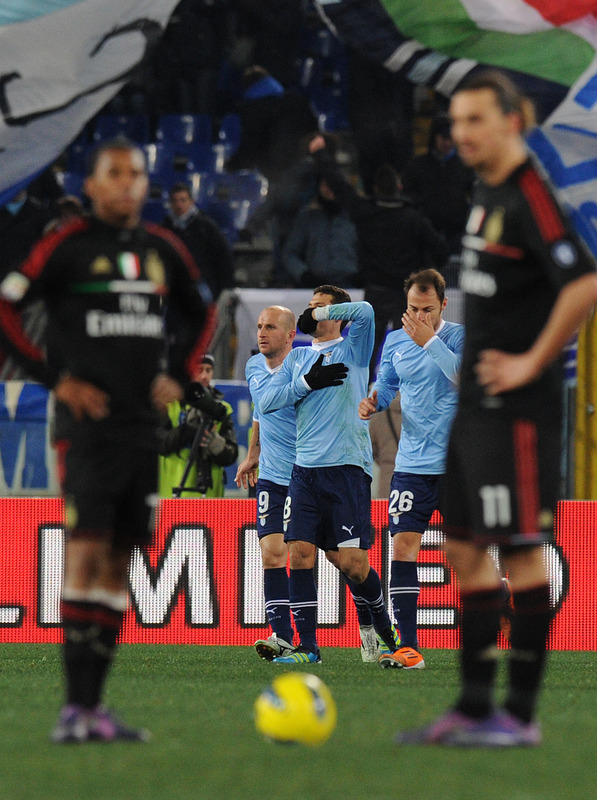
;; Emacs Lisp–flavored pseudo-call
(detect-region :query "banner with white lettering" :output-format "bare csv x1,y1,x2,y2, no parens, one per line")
0,0,179,205
1,498,595,650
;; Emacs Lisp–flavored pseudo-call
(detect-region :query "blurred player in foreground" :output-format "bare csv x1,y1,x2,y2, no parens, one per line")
396,71,597,747
0,138,215,743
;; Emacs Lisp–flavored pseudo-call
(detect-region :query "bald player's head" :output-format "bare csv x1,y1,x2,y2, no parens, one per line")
269,305,295,329
257,306,296,362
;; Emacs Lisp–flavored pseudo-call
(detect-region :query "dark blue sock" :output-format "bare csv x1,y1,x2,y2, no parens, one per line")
263,567,293,644
390,560,420,648
343,575,372,626
289,568,318,654
350,567,392,633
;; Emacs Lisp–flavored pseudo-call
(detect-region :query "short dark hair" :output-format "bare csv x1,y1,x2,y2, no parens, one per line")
428,114,452,148
404,269,446,304
57,195,83,216
373,164,400,198
169,182,192,199
86,136,145,177
313,285,351,331
313,284,351,305
454,69,536,133
242,65,270,91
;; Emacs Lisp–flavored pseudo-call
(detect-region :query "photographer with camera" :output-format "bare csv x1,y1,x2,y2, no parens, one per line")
158,355,238,497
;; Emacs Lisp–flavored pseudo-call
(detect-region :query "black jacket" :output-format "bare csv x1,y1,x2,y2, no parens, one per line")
314,152,448,289
162,209,234,300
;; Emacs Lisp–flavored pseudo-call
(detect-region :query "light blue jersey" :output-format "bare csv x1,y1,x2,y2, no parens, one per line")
260,301,374,477
246,353,296,486
374,319,464,474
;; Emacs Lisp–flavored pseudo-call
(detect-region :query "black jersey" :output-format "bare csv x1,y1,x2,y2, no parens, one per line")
458,158,596,421
0,216,216,444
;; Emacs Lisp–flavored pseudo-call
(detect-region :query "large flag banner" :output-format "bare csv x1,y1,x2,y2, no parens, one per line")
0,0,179,206
317,0,597,258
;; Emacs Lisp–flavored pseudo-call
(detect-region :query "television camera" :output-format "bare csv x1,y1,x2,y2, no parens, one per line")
172,381,228,497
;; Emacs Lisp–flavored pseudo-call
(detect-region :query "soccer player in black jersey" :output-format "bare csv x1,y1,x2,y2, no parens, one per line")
0,139,215,743
395,71,597,747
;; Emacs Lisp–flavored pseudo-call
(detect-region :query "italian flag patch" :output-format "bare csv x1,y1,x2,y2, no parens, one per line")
118,252,141,280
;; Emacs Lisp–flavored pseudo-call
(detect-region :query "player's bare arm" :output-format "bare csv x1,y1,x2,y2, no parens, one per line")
476,272,597,395
54,375,110,421
235,421,261,489
150,373,184,413
359,389,378,420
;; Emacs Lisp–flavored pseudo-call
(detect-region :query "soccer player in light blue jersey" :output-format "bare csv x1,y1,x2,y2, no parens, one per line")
235,306,298,660
359,269,464,670
238,304,380,662
260,285,400,664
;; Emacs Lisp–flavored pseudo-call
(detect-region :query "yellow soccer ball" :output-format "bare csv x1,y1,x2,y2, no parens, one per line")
254,672,337,746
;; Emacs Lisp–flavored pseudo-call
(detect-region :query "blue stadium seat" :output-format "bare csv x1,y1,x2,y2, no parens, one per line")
218,113,241,157
299,25,344,60
202,170,268,242
316,107,351,133
93,114,150,144
141,198,166,224
166,142,226,174
143,142,177,177
309,71,351,132
146,168,266,240
208,171,267,209
142,143,177,197
185,171,216,208
155,113,213,145
203,201,239,243
58,171,85,198
297,56,321,90
178,142,218,173
65,142,93,174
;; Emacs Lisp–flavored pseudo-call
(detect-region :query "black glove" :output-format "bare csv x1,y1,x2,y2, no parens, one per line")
297,307,318,334
303,353,348,390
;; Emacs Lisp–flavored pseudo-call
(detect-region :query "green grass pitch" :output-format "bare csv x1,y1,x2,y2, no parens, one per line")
0,644,595,800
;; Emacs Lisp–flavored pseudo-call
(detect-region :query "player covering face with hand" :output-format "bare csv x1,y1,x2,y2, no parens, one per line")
360,269,464,669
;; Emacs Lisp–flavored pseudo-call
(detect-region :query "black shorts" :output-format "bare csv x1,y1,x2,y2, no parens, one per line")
55,437,158,549
441,413,560,547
